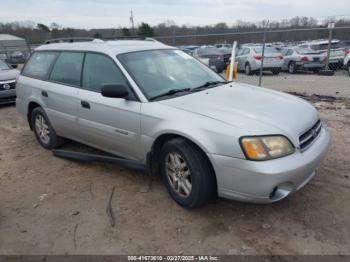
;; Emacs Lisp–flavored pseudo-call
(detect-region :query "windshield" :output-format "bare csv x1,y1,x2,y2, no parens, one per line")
253,47,279,54
118,49,224,100
0,60,10,70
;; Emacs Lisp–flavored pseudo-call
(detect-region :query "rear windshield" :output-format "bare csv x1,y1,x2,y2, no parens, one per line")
253,47,279,54
310,43,341,51
295,47,318,54
197,48,221,55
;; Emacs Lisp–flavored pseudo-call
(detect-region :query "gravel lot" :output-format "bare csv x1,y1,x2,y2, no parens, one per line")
0,74,350,255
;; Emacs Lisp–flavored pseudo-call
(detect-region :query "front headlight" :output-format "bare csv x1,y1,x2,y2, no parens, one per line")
240,135,294,161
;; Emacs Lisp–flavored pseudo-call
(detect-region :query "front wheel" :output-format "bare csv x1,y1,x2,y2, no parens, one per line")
160,138,216,209
288,62,297,74
245,63,253,75
31,107,65,149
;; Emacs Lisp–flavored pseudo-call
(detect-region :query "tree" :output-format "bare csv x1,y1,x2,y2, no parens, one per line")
121,27,131,36
138,22,154,37
94,32,102,38
37,23,50,32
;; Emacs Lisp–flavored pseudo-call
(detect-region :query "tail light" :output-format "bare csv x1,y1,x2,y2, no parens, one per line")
301,56,309,62
346,50,350,55
254,55,262,60
278,55,283,60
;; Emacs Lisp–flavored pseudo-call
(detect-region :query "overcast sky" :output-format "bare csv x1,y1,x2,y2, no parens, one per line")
0,0,349,29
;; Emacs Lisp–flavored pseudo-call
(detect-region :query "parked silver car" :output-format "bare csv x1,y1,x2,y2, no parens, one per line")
16,39,330,208
0,59,19,105
236,46,284,75
299,40,346,70
281,47,326,74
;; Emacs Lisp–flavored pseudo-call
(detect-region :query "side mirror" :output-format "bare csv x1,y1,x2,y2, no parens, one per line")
101,84,129,99
11,64,18,69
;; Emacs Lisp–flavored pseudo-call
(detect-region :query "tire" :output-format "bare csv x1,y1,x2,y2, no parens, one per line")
272,69,280,75
288,62,297,74
245,63,253,75
160,138,216,209
31,107,65,149
347,62,350,77
312,69,321,74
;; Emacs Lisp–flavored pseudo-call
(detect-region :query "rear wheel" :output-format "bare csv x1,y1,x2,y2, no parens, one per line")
312,68,321,74
347,62,350,76
31,107,65,149
288,62,297,74
160,138,216,209
245,63,253,75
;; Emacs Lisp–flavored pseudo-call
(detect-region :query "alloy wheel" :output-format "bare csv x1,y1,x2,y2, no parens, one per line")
165,152,192,198
34,114,50,144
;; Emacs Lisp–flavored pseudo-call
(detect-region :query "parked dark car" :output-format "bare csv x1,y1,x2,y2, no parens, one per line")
193,48,227,73
0,59,19,105
217,48,233,66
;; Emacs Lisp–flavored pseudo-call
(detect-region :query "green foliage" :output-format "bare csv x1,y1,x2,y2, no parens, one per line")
138,22,154,37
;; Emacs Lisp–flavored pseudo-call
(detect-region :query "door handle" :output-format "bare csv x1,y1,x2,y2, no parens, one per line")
41,90,48,97
81,100,90,109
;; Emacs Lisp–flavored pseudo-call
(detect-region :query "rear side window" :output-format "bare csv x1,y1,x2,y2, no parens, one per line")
82,53,129,92
49,52,84,86
22,52,58,79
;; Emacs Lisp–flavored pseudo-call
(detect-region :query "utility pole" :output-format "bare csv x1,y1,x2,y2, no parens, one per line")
259,20,269,87
325,22,335,71
130,10,135,35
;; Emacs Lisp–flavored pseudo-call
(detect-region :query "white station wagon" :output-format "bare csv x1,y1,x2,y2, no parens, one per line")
16,38,330,208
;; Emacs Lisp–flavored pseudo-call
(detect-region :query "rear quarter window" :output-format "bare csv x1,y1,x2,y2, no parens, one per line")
22,52,58,79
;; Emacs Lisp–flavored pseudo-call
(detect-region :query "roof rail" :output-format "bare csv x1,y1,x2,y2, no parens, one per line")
104,36,157,41
44,37,95,44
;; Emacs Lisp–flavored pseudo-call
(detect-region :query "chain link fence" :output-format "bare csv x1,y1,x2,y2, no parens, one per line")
155,25,350,98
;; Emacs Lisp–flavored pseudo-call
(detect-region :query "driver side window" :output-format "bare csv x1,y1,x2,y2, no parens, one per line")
82,53,129,93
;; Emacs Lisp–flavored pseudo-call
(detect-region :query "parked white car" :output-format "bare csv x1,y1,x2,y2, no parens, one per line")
16,38,330,208
236,46,284,75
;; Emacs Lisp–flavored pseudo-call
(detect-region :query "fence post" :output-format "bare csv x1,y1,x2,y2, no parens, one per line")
325,22,335,71
228,41,237,81
259,20,269,87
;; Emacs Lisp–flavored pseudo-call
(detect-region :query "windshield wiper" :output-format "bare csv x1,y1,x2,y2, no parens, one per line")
191,81,228,92
149,88,191,101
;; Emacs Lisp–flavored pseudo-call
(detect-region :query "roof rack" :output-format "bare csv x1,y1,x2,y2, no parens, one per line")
44,36,157,45
44,37,95,44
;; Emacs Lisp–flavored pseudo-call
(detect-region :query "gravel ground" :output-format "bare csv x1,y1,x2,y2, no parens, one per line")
0,77,350,255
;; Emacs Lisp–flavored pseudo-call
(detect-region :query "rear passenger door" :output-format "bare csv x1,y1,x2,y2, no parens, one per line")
45,51,84,138
77,52,141,160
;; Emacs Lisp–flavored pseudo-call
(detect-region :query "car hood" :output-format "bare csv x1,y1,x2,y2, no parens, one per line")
159,83,319,143
0,69,19,81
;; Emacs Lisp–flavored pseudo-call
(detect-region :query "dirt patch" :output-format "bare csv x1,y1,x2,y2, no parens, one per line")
0,99,349,255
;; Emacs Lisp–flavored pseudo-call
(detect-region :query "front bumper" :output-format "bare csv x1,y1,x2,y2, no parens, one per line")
0,89,16,105
209,127,331,203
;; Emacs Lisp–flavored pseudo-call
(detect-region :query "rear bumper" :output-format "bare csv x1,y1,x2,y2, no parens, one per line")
297,62,325,70
251,60,283,71
210,127,331,203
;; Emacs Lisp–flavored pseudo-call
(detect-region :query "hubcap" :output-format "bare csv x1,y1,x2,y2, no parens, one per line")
245,65,250,74
289,63,294,73
165,152,192,198
35,114,50,144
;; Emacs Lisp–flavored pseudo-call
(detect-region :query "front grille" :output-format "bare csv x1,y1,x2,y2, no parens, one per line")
0,81,16,91
299,120,322,151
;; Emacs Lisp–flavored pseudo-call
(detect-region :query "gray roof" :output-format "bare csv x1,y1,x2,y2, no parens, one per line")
0,34,25,41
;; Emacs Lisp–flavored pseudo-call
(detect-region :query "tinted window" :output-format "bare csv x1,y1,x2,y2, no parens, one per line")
254,47,279,54
82,53,129,92
22,52,58,79
49,52,84,86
